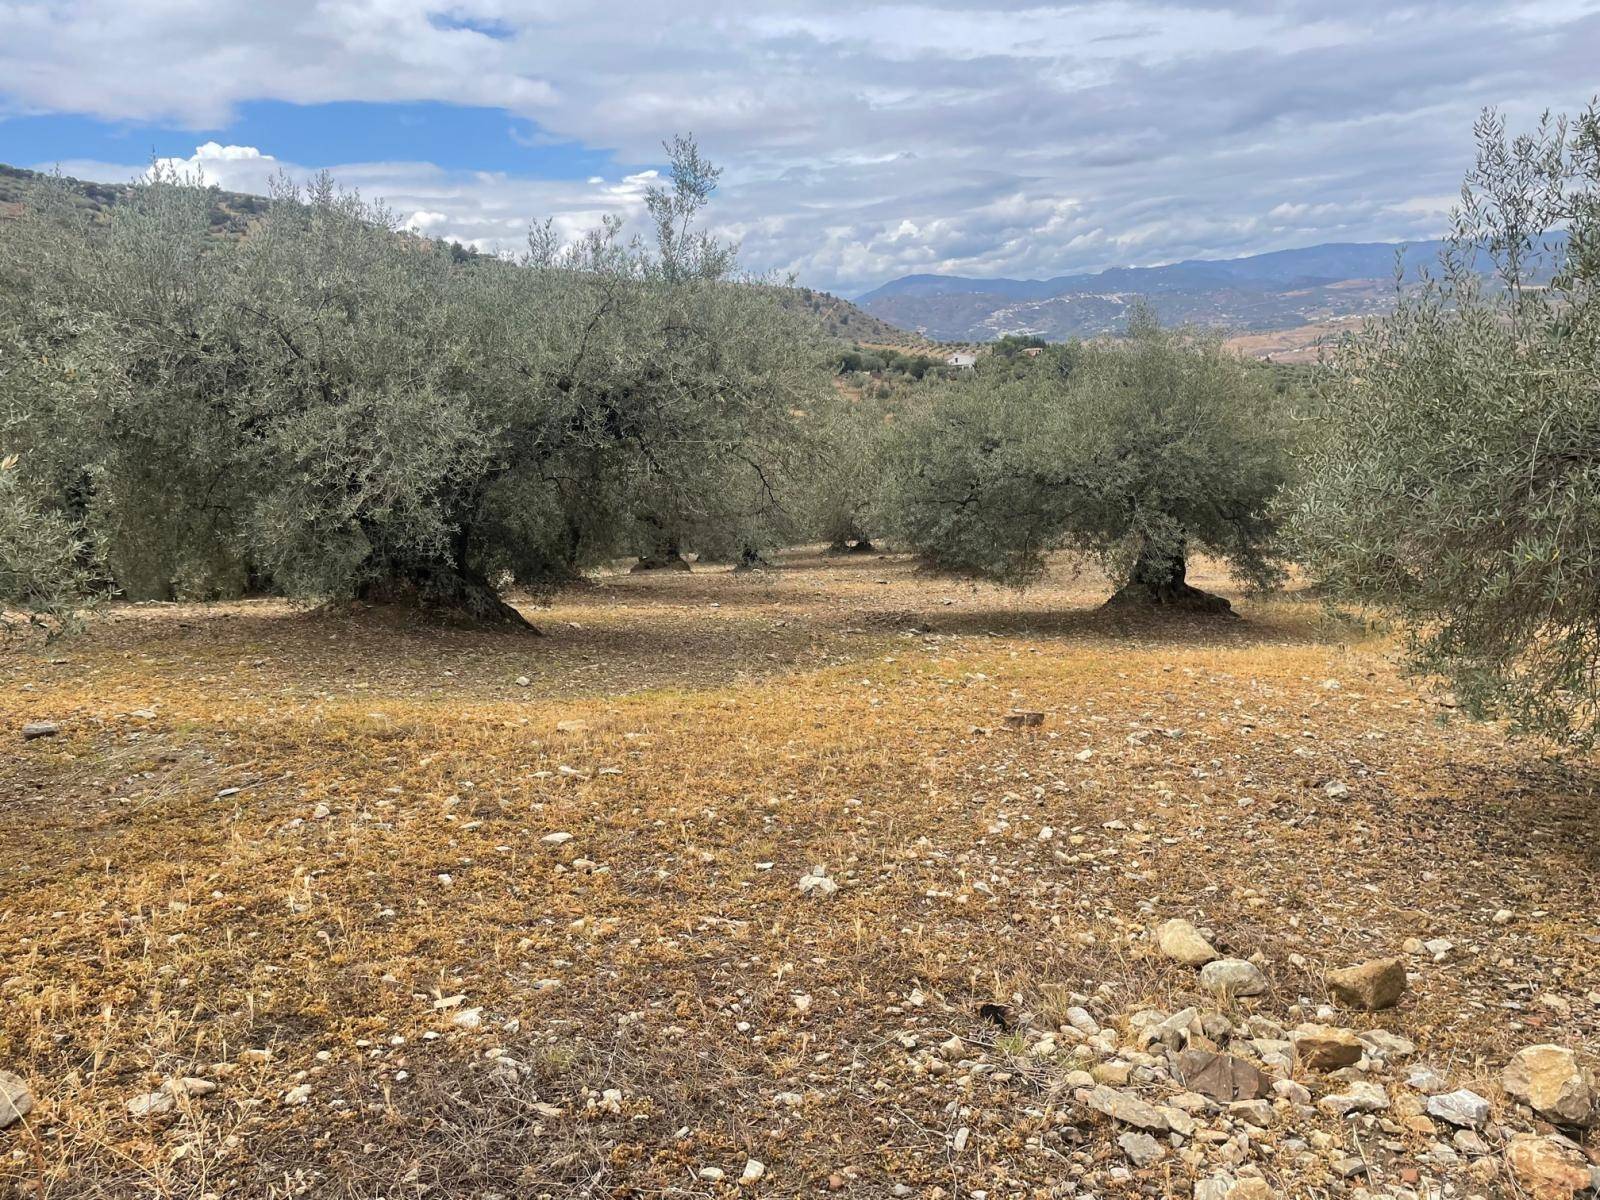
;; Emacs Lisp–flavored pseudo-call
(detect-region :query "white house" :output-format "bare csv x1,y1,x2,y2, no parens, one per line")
946,352,977,369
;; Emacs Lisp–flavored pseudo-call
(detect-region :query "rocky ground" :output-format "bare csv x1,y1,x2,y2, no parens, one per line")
1,550,1597,1199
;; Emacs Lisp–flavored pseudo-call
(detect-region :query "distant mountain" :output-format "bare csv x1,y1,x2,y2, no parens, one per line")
856,241,1455,343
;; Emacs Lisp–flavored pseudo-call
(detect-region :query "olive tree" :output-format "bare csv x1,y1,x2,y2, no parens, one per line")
1288,103,1600,740
881,310,1292,611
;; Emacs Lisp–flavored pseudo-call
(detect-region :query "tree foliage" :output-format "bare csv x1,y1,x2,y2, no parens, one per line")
0,139,829,626
1288,102,1600,740
880,310,1293,609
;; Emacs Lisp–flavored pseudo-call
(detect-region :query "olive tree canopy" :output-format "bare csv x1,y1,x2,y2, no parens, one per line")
0,138,828,627
1288,103,1600,741
881,312,1293,611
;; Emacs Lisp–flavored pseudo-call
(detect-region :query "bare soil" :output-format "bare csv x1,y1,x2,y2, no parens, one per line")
2,550,1596,1198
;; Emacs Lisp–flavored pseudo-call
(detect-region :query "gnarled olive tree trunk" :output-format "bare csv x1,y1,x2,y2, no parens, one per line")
1103,540,1232,615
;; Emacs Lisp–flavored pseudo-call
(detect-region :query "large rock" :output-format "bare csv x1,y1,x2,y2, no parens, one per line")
1326,957,1408,1010
1505,1134,1594,1199
0,1070,34,1129
1293,1024,1364,1071
1502,1045,1597,1127
1082,1084,1170,1132
1177,1049,1272,1101
1157,919,1220,966
1199,959,1269,997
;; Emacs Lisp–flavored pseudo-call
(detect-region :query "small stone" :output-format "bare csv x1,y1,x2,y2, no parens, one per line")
163,1077,217,1098
515,675,531,687
1117,1130,1166,1167
1228,1098,1273,1127
698,1167,726,1182
1426,1088,1491,1129
1157,918,1220,966
21,721,60,740
1273,1078,1311,1104
312,803,331,820
541,832,573,845
283,1083,312,1105
127,1090,175,1117
1064,1006,1100,1036
797,869,838,898
1506,1133,1593,1199
1407,1066,1450,1094
1453,1129,1490,1156
451,1007,484,1030
1326,957,1408,1010
1199,959,1269,997
1293,1024,1364,1071
0,1070,35,1129
1502,1045,1597,1127
1358,1029,1415,1060
740,1159,766,1185
1320,1081,1389,1115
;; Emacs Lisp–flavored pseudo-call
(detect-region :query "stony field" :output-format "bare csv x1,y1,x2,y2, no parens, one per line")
2,550,1597,1199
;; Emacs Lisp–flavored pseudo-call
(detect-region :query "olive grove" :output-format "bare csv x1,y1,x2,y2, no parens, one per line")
0,138,828,627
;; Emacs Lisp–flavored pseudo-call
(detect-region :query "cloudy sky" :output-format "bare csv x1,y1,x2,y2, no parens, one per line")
2,1,1596,296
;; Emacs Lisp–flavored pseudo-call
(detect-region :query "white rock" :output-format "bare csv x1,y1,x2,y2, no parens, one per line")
797,870,838,898
1319,1081,1389,1115
542,832,573,845
1156,918,1220,966
1199,959,1269,997
126,1090,175,1117
1426,1088,1490,1129
740,1158,766,1184
0,1071,35,1129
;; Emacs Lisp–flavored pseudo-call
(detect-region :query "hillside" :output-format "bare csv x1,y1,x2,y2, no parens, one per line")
778,285,926,346
1,163,917,348
856,241,1453,344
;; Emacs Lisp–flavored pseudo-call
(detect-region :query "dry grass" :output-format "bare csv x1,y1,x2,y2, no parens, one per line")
2,549,1597,1198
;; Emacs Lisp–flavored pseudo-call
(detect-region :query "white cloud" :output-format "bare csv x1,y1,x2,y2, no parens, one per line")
150,142,278,185
9,1,1600,293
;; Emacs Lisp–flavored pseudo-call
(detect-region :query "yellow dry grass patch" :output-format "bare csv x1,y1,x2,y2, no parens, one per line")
2,551,1596,1198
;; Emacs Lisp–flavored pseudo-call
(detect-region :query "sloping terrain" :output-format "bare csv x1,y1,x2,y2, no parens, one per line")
2,551,1597,1198
0,163,909,348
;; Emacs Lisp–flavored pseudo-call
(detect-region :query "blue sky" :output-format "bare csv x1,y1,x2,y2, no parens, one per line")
2,101,629,179
2,1,1597,295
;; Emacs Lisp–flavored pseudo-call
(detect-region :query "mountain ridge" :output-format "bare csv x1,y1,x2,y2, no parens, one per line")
854,240,1461,344
857,240,1446,304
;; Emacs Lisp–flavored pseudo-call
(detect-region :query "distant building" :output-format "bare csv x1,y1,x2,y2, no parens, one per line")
946,352,977,369
1022,346,1044,357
